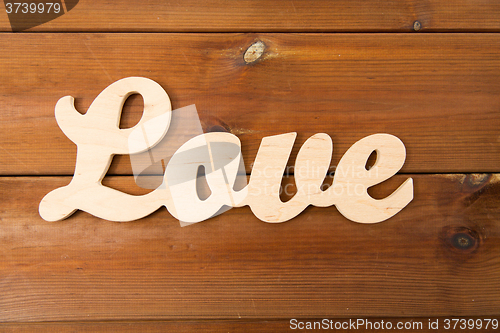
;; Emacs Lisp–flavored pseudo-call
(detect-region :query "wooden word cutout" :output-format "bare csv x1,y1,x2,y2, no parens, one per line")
39,77,413,224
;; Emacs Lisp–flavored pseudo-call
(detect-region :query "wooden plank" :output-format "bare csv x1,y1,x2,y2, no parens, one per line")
0,34,499,175
2,321,288,333
1,0,500,32
0,320,300,333
0,174,498,321
2,318,500,332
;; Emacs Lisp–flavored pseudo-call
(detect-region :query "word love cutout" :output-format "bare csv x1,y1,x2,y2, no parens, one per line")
39,77,413,225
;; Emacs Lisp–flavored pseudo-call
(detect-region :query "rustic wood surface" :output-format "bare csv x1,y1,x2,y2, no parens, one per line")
0,174,498,322
1,0,499,330
1,318,499,333
1,0,500,32
1,34,499,176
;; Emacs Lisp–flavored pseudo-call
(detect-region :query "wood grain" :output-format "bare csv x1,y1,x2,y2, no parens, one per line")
0,174,498,322
1,0,500,32
2,0,498,328
1,318,499,333
0,34,499,175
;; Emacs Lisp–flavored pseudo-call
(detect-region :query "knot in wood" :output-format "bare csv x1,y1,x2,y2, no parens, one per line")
244,41,265,64
452,233,474,250
440,226,480,255
413,21,422,31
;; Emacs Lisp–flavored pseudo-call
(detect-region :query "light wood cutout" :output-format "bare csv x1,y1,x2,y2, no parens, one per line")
40,77,413,224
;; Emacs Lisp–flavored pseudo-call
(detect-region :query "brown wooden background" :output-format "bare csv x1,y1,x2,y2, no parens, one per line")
0,1,499,332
